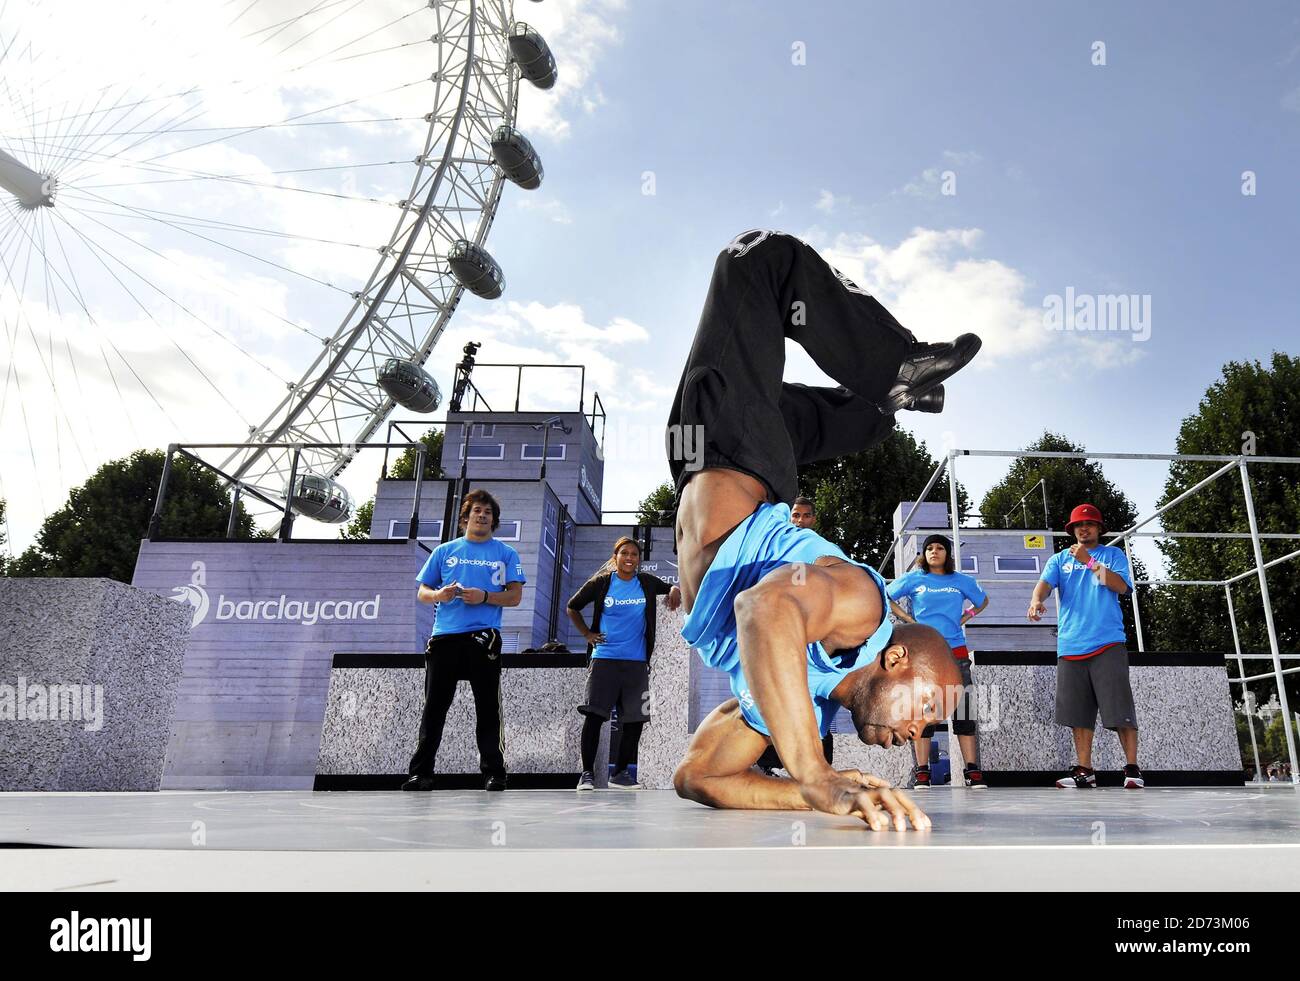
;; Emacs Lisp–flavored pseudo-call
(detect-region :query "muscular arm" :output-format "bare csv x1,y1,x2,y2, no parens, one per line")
673,699,808,810
734,562,878,786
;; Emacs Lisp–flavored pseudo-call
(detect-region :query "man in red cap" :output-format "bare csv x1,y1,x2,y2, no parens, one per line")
1027,504,1143,789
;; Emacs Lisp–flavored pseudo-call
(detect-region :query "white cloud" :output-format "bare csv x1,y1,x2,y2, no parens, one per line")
942,149,983,166
515,196,574,224
812,227,1146,370
900,167,946,199
813,189,843,213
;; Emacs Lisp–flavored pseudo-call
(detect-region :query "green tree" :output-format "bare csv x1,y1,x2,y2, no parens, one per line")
1147,353,1300,712
796,428,969,567
387,428,445,480
635,481,675,526
978,432,1139,534
977,432,1150,648
7,449,265,583
339,497,375,540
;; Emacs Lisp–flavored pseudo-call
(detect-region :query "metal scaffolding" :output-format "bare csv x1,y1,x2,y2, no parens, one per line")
882,448,1300,784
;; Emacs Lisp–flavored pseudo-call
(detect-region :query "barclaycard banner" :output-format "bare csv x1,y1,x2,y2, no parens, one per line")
131,539,434,789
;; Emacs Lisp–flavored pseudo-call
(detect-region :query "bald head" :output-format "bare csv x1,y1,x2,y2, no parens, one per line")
835,623,963,749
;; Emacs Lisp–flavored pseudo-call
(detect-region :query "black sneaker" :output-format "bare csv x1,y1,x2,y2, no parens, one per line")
883,334,982,414
485,775,507,792
608,770,644,791
1056,765,1096,789
1123,764,1145,789
400,775,435,791
912,764,932,790
905,385,944,413
963,764,988,789
576,770,595,791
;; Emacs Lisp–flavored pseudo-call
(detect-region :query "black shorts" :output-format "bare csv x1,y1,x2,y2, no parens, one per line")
1055,643,1139,730
578,658,651,723
922,657,977,738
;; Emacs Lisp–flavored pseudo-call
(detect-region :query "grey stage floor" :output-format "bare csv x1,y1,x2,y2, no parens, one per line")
1,787,1297,890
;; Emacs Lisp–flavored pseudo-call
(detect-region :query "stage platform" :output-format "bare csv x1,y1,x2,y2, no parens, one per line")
2,787,1297,891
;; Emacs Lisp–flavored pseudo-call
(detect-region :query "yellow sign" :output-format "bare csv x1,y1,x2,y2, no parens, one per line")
1023,534,1046,550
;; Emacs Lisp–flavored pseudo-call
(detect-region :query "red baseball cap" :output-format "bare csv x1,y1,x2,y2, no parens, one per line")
1065,503,1106,535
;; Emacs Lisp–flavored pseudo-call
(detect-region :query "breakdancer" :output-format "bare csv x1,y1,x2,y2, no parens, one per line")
668,229,981,830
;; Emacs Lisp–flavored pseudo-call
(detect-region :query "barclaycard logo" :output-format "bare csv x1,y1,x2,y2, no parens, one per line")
604,595,644,608
168,561,381,628
170,583,210,629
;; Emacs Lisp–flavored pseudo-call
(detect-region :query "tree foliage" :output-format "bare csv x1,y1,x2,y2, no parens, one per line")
977,432,1149,648
635,481,676,526
387,428,445,480
339,498,375,540
978,431,1138,534
6,449,264,583
796,428,969,566
1148,353,1300,711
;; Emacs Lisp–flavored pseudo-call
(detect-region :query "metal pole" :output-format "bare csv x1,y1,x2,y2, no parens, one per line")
1040,477,1050,532
877,457,947,572
226,484,242,539
515,366,522,412
539,423,551,480
1238,459,1299,783
1122,534,1145,652
280,446,301,542
947,451,962,574
1227,583,1262,783
409,445,426,540
148,445,177,541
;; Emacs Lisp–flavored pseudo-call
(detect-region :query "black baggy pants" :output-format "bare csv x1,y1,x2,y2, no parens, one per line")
408,628,506,779
666,229,916,505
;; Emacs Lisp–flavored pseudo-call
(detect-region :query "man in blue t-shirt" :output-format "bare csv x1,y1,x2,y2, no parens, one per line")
1028,503,1143,789
402,488,527,792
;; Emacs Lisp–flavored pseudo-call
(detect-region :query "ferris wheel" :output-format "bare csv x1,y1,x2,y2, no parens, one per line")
0,0,557,538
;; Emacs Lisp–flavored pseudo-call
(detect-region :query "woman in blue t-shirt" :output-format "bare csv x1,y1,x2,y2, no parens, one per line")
887,534,989,789
566,536,680,790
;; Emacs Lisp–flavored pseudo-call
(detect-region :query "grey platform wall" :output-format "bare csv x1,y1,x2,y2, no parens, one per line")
0,578,189,791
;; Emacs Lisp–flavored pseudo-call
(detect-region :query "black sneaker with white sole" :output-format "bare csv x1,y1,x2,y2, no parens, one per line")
576,770,595,791
963,764,988,789
1123,764,1145,789
1056,765,1097,789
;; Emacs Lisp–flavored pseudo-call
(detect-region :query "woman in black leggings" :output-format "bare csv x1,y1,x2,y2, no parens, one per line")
567,536,680,789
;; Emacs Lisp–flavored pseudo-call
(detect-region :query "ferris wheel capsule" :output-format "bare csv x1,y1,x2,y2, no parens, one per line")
447,239,505,299
490,125,544,189
377,358,443,413
509,22,557,89
287,473,353,524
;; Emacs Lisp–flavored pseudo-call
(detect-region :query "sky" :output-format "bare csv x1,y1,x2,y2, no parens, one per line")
2,0,1299,574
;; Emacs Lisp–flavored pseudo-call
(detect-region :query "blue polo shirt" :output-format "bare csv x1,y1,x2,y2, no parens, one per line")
593,574,648,661
1040,544,1132,656
416,536,526,636
887,570,987,650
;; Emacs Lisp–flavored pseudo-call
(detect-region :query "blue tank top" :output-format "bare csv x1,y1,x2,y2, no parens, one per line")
681,502,893,736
